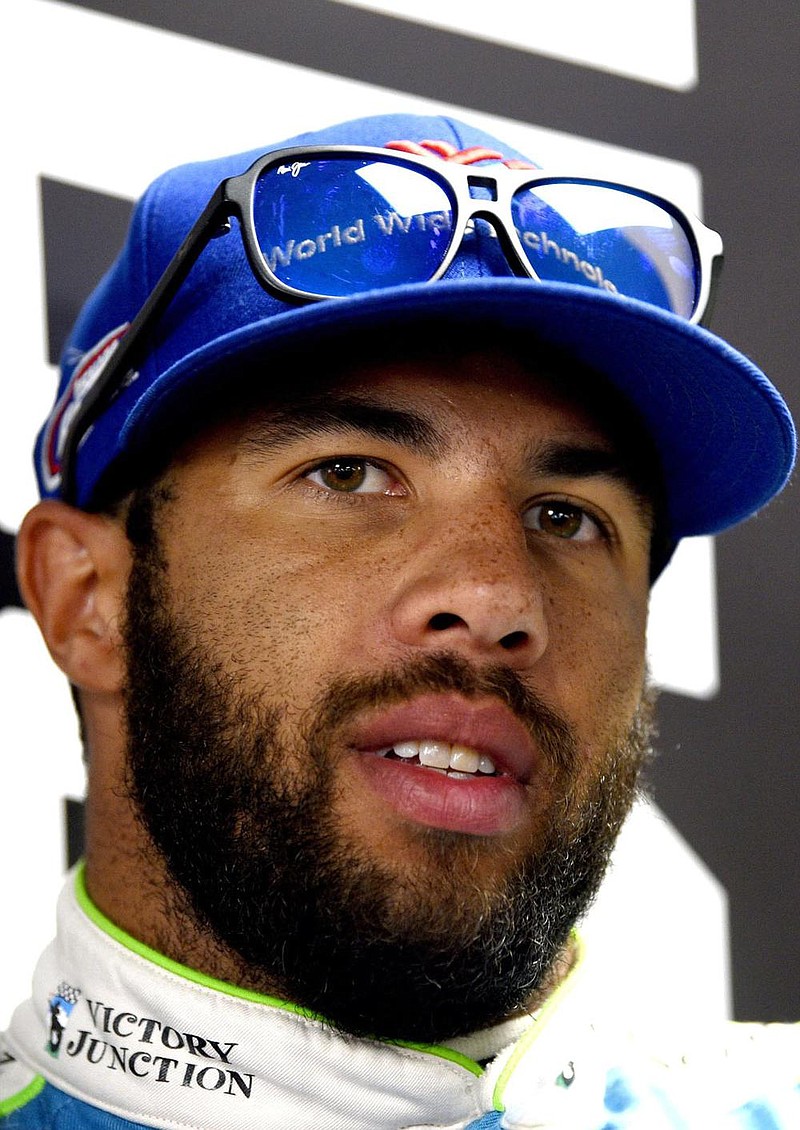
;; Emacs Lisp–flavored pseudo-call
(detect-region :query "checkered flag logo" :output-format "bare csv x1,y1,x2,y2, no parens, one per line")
54,982,81,1006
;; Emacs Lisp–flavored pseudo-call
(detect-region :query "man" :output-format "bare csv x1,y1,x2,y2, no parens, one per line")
0,112,796,1128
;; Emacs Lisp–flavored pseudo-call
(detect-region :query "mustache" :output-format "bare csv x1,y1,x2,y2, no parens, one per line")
306,651,578,774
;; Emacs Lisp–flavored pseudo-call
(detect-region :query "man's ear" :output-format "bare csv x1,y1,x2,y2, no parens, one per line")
16,500,131,693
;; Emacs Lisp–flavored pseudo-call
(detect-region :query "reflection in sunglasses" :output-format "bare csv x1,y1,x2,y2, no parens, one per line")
261,205,621,300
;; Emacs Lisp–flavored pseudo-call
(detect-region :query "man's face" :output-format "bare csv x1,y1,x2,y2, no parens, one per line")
123,347,654,1041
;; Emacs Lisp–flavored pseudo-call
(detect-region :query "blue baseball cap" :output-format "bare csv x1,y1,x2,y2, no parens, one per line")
35,112,795,544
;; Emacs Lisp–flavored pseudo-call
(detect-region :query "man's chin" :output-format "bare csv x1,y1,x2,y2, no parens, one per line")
217,886,571,1042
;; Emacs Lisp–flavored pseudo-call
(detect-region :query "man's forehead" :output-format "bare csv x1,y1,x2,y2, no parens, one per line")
230,342,647,457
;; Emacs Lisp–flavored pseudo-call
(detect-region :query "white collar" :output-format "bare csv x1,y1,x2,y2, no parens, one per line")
6,869,595,1130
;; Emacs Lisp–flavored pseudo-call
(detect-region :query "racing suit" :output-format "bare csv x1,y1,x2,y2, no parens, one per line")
2,869,799,1128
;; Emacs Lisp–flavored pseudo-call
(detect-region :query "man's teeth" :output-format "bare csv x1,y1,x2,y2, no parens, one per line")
377,740,497,777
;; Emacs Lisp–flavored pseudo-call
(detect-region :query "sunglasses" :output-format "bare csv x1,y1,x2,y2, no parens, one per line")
59,144,724,502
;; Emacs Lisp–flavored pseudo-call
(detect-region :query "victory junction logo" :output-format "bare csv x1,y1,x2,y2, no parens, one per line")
47,982,82,1058
52,997,253,1099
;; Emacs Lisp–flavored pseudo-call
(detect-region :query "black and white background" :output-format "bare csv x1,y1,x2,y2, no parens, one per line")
1,0,797,1030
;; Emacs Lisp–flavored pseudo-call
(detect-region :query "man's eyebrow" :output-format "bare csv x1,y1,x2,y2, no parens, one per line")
240,396,446,457
532,441,628,479
530,441,656,517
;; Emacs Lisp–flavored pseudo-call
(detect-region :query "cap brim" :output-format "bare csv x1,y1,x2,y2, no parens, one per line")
118,279,795,538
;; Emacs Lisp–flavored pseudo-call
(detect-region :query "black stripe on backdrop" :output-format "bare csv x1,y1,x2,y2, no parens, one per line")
0,530,21,610
40,179,134,365
23,0,800,1021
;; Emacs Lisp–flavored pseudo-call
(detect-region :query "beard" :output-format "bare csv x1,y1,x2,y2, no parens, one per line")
122,515,654,1044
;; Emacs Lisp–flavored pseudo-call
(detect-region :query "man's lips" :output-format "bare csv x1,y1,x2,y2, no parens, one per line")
348,693,539,784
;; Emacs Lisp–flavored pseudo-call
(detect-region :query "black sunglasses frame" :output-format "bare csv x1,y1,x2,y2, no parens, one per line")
58,144,724,503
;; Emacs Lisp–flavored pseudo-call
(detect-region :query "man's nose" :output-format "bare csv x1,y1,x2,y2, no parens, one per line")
388,504,548,665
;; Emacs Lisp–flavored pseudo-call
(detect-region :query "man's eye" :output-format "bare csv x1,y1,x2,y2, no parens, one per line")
524,501,605,542
304,458,401,495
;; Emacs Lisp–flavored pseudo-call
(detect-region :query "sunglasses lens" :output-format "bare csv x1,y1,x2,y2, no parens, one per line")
511,181,699,317
253,156,456,297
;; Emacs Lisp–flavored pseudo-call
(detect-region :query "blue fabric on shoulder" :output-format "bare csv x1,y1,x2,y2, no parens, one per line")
2,1080,150,1129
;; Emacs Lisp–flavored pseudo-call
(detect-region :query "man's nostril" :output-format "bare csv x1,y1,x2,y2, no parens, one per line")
429,612,463,631
500,630,529,651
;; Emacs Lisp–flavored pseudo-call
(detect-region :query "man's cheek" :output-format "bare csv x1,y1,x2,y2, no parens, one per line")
196,572,364,690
